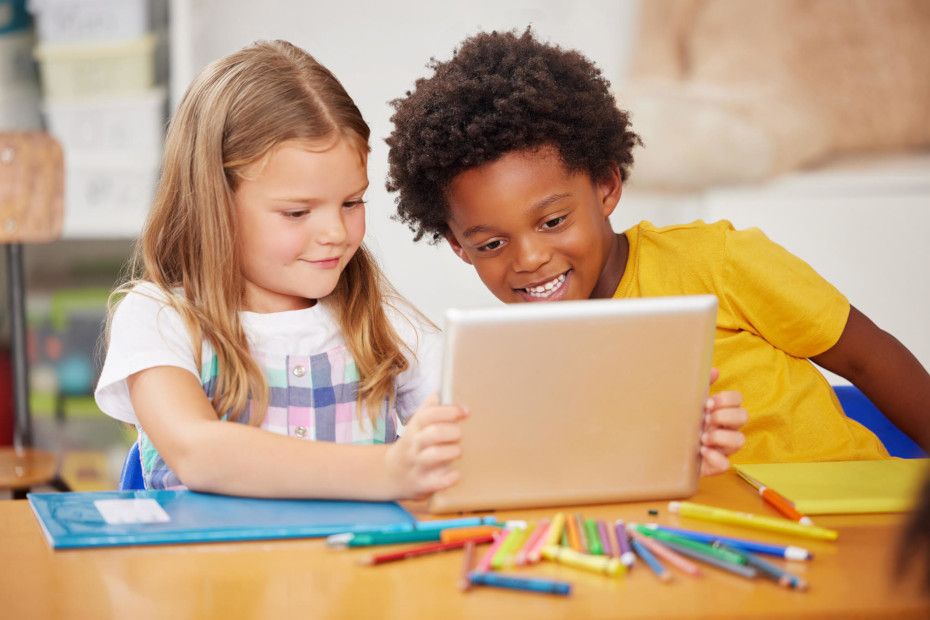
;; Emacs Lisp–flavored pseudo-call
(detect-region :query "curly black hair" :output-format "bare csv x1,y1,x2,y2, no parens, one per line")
386,28,641,242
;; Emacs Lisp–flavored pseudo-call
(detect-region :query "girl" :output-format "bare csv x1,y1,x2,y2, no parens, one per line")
95,41,464,500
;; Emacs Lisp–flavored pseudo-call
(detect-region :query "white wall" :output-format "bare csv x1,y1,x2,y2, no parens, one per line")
171,1,929,375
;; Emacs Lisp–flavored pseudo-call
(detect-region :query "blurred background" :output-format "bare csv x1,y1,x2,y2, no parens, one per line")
1,0,927,490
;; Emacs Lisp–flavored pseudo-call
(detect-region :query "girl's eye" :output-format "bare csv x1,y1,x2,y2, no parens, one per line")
541,215,566,230
343,199,366,209
477,239,505,252
283,210,309,219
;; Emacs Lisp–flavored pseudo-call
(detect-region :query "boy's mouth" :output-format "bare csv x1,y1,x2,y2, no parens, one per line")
514,271,570,301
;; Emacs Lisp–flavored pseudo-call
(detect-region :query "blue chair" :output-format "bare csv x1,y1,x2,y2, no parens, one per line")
833,385,926,458
119,441,145,490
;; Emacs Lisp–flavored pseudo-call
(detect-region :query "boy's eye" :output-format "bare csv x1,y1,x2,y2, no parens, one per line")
477,239,505,252
541,215,567,230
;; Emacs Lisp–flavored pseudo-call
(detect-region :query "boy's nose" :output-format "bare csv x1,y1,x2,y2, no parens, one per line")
512,236,550,273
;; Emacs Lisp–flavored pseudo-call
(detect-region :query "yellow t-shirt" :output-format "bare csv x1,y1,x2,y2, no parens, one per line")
614,220,887,464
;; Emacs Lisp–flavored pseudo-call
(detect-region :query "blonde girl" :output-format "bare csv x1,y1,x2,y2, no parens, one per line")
95,41,465,499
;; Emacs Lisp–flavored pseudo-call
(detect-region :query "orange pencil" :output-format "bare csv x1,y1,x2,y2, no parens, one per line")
566,513,583,552
441,525,501,543
736,470,814,526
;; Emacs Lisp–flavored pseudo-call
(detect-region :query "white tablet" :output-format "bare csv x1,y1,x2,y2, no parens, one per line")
429,295,718,514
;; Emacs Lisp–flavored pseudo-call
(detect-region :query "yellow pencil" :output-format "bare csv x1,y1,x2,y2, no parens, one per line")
541,545,626,577
668,501,839,541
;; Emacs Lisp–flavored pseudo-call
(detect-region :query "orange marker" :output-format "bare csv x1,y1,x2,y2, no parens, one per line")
441,525,502,543
736,471,814,525
565,513,583,552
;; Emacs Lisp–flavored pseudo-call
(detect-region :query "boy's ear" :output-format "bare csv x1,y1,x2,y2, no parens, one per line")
444,231,474,265
599,164,623,218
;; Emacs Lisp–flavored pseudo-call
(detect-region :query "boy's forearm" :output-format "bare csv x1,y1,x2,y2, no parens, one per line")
174,421,399,500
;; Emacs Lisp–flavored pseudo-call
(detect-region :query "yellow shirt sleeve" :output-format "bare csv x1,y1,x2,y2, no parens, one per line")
719,225,850,358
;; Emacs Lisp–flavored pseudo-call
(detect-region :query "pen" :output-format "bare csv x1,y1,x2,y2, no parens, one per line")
631,524,747,565
669,501,839,541
736,470,814,526
614,520,636,567
640,524,813,560
475,530,507,572
327,529,440,548
459,541,477,592
468,571,572,596
658,539,758,579
717,544,808,590
584,519,603,555
515,520,549,566
358,534,495,566
628,531,702,577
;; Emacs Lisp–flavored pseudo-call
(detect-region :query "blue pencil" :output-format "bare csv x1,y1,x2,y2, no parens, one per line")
468,571,571,596
415,516,498,531
643,524,812,561
630,538,671,582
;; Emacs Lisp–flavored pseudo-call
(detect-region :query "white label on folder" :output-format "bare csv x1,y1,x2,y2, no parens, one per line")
94,499,172,524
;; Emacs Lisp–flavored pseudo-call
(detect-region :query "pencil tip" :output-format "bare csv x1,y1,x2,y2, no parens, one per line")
357,557,374,566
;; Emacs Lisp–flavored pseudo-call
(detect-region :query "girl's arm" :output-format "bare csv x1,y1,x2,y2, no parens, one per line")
128,366,466,500
812,305,930,450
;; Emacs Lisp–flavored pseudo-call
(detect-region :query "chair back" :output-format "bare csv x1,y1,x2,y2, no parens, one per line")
834,385,926,458
0,132,64,243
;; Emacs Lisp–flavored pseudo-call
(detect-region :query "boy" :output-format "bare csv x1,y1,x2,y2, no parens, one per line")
386,29,930,464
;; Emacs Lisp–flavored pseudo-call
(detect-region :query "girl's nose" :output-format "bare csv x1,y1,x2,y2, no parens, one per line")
512,235,550,273
317,207,348,245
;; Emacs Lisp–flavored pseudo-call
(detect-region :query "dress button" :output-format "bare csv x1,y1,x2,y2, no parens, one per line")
292,365,306,377
295,426,307,438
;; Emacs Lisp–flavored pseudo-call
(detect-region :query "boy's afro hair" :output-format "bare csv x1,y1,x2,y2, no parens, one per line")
386,28,640,242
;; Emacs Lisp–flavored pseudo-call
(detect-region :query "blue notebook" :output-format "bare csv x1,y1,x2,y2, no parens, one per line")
28,490,416,549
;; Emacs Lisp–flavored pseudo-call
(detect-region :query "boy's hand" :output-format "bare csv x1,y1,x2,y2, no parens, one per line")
700,369,748,476
384,394,467,499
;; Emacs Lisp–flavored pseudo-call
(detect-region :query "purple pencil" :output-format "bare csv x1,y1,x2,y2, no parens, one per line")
597,520,613,557
614,520,636,567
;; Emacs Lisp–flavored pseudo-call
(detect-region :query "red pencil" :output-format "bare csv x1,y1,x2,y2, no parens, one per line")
358,535,495,566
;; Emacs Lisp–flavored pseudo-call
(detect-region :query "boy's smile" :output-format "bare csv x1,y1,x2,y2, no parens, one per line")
444,145,628,303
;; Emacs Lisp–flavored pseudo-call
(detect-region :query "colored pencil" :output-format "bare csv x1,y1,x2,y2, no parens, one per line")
630,537,670,582
359,535,494,566
584,519,603,555
565,513,583,552
628,530,702,577
468,571,571,596
541,545,626,577
641,524,813,561
524,519,552,564
459,541,477,591
632,524,747,565
492,526,529,569
669,501,838,541
615,520,636,567
475,530,507,572
717,544,808,590
658,539,758,579
574,514,589,552
736,470,814,526
597,520,613,557
514,521,545,566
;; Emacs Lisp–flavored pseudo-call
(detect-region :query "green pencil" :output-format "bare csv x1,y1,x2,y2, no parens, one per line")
632,524,746,565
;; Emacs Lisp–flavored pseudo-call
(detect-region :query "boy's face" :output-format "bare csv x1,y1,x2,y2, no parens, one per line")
444,146,623,303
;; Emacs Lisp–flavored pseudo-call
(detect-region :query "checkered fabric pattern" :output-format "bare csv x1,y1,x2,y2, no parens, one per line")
139,345,398,490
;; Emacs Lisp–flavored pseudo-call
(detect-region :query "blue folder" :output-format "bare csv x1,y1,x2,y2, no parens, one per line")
28,490,416,550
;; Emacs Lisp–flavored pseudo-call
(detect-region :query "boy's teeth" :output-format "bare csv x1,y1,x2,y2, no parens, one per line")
525,273,566,296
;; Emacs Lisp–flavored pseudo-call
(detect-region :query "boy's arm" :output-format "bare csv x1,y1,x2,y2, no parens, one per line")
811,306,930,450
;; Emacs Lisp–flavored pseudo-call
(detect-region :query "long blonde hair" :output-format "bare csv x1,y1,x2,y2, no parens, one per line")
111,40,408,424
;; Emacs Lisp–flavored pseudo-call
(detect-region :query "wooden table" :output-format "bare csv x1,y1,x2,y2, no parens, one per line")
1,472,927,619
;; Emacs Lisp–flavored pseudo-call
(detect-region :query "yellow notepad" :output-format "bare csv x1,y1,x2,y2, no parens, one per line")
735,459,929,515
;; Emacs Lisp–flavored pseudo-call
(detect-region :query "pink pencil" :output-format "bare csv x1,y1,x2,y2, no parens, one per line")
524,519,552,564
597,520,614,557
475,530,508,572
629,531,702,577
514,521,545,566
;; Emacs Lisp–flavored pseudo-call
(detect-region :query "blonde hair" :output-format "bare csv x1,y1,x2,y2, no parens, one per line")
111,40,409,425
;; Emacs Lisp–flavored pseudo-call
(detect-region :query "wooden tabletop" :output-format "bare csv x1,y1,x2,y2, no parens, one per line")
1,472,927,619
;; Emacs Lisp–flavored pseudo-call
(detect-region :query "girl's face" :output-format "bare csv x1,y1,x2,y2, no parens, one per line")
234,138,368,313
444,145,624,304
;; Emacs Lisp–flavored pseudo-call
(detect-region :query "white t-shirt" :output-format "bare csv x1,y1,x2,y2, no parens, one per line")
96,282,442,431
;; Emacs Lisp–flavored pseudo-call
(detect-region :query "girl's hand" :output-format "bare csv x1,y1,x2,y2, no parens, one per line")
700,369,748,476
384,394,468,499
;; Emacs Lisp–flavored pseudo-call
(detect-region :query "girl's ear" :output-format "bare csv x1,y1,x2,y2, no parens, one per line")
444,231,474,265
598,164,623,218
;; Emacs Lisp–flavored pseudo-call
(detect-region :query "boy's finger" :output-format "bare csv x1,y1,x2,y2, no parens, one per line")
709,391,744,408
702,429,745,453
700,446,730,477
708,406,749,429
